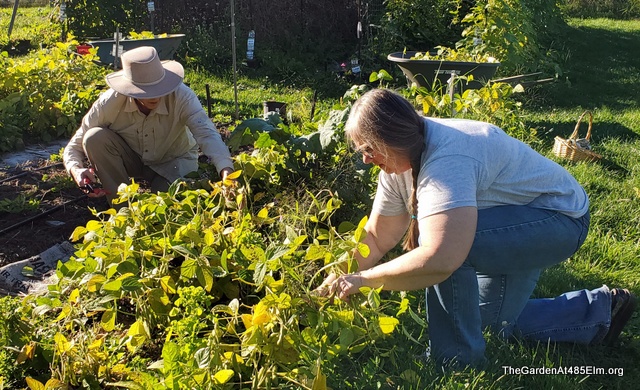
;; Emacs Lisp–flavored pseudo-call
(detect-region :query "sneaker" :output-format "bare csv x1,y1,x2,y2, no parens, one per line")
603,288,637,346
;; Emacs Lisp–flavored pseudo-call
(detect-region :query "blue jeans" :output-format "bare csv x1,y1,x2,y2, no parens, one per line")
425,206,610,367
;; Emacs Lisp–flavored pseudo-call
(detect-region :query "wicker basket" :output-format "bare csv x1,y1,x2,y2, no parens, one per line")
552,111,602,162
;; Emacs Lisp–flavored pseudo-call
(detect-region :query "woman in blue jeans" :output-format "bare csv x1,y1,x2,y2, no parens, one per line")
320,88,636,368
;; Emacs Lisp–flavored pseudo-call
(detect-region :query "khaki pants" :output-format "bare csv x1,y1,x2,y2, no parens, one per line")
83,127,170,206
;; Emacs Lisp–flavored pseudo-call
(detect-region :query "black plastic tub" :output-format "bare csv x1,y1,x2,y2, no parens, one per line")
388,51,500,91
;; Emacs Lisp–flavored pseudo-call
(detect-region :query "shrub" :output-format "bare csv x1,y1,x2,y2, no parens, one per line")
0,41,108,152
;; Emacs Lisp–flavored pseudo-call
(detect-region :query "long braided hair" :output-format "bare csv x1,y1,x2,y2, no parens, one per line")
345,89,426,251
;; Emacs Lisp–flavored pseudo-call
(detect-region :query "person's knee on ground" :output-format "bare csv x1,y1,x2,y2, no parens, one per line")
82,127,143,206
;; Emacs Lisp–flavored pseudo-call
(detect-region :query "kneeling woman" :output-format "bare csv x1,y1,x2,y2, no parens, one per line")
320,88,635,368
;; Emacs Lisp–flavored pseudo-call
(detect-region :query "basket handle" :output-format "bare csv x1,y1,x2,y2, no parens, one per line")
569,110,593,141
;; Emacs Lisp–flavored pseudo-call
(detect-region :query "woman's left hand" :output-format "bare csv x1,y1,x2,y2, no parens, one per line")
329,273,364,301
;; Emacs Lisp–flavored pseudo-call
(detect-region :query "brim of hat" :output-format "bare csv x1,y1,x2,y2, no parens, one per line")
105,60,185,99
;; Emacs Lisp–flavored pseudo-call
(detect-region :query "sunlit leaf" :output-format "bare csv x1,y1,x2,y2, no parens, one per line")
354,216,368,242
16,342,36,364
378,316,399,334
101,308,116,331
87,274,106,293
68,288,80,304
160,276,177,294
213,369,234,384
196,266,214,292
54,333,73,354
25,377,45,390
102,279,122,294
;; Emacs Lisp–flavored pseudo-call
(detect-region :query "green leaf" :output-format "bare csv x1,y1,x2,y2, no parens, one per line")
339,327,355,348
240,245,265,264
305,244,327,261
181,258,197,279
102,279,122,294
365,287,381,309
101,308,116,331
196,266,214,292
149,288,171,315
354,216,368,242
161,342,180,371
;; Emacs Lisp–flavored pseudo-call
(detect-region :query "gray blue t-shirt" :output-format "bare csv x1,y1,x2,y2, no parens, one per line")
372,117,589,219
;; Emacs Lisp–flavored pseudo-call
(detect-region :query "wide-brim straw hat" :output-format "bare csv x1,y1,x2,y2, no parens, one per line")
105,46,184,99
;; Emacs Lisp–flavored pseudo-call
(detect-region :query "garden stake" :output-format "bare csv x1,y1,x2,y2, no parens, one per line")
206,84,212,118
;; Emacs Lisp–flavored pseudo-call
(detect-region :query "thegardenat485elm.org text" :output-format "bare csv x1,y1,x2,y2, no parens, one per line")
502,365,624,377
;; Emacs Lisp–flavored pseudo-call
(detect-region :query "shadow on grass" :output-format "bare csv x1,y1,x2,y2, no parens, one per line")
545,23,640,110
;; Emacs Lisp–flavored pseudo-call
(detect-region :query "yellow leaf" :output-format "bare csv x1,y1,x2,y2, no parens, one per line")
54,333,73,354
44,378,67,388
204,230,215,246
226,170,242,180
127,319,150,338
312,369,327,390
223,352,244,364
160,275,177,294
55,305,71,322
241,313,253,329
88,338,103,350
86,220,102,231
252,301,271,325
213,369,234,384
356,242,370,258
16,341,36,364
223,170,242,186
87,274,106,293
378,316,399,335
257,207,269,219
68,288,80,304
25,377,45,390
70,226,88,242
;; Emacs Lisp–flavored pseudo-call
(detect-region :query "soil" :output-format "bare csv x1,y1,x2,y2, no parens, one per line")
0,159,109,267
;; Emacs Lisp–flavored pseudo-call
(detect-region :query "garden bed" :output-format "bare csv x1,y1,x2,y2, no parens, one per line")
0,159,104,267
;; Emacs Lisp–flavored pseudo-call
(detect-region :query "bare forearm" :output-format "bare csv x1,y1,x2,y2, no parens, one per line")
358,246,455,291
355,213,409,271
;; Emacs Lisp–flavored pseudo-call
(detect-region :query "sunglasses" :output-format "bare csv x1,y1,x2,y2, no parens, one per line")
355,146,375,159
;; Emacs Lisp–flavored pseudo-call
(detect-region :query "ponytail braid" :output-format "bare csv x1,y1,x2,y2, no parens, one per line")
402,140,425,251
345,88,427,251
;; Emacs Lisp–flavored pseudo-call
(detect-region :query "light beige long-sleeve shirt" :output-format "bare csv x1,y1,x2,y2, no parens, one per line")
63,83,233,182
